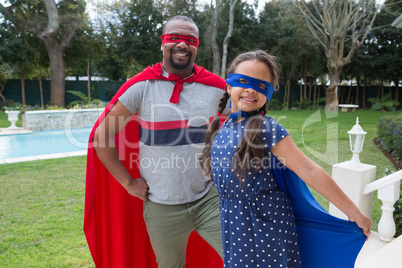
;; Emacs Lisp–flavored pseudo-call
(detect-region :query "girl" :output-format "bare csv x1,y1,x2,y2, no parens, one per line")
199,50,371,267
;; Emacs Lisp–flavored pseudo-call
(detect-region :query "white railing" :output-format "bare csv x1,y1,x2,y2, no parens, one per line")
364,170,402,242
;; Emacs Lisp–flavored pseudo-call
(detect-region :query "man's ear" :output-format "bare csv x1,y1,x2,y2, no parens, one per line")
160,44,164,51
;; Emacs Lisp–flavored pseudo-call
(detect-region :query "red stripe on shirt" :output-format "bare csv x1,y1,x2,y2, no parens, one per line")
138,117,216,130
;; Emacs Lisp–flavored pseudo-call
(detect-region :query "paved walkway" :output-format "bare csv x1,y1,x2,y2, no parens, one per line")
0,127,33,135
0,150,87,164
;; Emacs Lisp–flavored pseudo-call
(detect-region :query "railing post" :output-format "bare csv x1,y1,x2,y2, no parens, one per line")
330,162,376,220
377,181,400,242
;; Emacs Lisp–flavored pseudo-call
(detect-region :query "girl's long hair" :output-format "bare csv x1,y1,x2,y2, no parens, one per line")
199,50,280,182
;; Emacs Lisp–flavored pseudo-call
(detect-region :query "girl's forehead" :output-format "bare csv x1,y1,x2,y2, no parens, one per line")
235,60,272,82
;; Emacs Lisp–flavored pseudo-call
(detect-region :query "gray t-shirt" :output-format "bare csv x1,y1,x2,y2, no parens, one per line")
119,70,228,204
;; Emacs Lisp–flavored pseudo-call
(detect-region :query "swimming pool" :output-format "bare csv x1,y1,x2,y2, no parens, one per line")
0,128,92,161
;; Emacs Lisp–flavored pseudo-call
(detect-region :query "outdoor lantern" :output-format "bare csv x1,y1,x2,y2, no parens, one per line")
347,117,367,168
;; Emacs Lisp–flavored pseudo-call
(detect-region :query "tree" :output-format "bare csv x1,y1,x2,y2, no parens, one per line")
210,0,257,76
88,0,130,80
211,0,222,74
296,0,377,111
0,20,35,105
0,0,86,107
258,1,325,109
220,0,239,77
0,70,7,103
65,20,105,97
117,0,163,78
367,0,401,102
158,0,199,18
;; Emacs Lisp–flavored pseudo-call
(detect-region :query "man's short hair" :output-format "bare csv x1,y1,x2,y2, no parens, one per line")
162,15,199,35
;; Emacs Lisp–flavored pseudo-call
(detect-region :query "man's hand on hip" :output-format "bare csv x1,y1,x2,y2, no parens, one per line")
126,178,149,201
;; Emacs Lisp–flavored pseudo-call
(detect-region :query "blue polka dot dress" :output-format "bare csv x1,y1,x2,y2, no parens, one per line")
211,116,301,267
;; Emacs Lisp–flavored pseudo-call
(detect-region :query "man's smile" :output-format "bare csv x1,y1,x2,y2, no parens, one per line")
172,50,190,58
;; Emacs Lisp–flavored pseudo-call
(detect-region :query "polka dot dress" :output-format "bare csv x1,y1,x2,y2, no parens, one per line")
211,116,301,267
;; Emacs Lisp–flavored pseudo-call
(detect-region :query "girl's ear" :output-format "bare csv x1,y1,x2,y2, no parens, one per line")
226,85,232,95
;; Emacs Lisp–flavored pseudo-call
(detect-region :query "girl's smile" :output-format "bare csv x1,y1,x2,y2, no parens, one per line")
240,95,257,103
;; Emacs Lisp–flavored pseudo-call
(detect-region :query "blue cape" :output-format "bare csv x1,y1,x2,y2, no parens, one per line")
271,155,366,267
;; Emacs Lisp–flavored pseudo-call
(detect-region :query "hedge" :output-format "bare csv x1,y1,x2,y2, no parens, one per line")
377,114,402,160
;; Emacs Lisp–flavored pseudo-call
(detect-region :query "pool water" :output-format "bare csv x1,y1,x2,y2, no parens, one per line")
0,128,92,160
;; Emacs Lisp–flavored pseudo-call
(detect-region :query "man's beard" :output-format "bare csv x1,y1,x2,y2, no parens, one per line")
169,50,192,70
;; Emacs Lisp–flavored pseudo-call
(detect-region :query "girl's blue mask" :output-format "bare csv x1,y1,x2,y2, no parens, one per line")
225,73,275,102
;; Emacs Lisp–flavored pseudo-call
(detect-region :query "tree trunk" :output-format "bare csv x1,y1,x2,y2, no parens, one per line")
286,81,290,110
45,39,66,107
326,69,340,111
299,83,302,109
347,81,352,104
19,65,26,105
283,66,291,110
302,60,307,100
355,78,360,106
0,84,5,102
363,76,367,109
87,56,91,98
38,60,44,106
313,82,317,104
283,80,287,108
394,79,399,102
283,79,290,110
220,0,237,78
211,0,221,75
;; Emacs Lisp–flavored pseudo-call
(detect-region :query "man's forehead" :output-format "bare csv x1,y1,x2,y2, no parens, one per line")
164,20,199,37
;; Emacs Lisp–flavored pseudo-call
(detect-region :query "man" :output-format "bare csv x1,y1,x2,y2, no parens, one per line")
84,16,227,267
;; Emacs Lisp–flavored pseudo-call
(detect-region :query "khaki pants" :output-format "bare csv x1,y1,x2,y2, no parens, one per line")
143,185,222,268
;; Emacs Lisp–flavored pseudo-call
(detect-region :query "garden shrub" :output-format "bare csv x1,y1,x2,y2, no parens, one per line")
377,114,402,160
310,104,322,110
315,97,326,106
0,99,15,109
300,99,312,110
268,98,282,110
67,90,103,108
368,93,400,111
289,99,317,110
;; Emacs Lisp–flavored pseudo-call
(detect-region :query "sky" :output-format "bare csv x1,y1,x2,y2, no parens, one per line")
0,0,387,21
0,0,386,13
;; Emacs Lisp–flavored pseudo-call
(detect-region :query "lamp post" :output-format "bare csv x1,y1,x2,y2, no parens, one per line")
347,117,367,168
329,117,376,220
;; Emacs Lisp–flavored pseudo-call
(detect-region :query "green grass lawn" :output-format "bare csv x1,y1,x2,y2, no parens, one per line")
0,157,93,267
0,109,400,267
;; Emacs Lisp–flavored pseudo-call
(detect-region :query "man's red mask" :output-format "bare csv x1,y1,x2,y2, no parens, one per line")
161,34,199,49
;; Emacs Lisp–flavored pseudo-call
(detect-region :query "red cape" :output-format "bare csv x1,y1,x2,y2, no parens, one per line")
84,63,226,267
